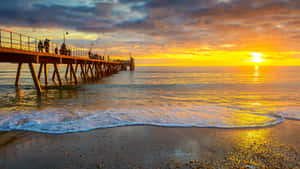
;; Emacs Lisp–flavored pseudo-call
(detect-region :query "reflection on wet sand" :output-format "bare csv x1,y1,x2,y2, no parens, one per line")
0,121,298,169
171,124,299,168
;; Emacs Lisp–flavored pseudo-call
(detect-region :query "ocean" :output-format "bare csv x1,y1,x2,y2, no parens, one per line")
0,64,299,134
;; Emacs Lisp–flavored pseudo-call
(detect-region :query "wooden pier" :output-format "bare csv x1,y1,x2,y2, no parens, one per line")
0,29,135,93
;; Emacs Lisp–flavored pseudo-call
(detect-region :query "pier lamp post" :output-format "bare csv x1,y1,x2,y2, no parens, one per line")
63,32,69,44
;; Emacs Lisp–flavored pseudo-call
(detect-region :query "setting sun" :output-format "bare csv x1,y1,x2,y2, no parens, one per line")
250,52,265,63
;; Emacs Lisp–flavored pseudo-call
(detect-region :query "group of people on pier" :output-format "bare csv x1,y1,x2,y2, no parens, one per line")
37,39,108,60
88,51,106,60
56,43,71,56
38,39,50,53
38,39,71,56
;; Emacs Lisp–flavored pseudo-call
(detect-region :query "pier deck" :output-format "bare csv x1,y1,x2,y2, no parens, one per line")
0,46,122,64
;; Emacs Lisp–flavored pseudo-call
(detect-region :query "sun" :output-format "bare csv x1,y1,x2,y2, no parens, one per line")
250,52,265,63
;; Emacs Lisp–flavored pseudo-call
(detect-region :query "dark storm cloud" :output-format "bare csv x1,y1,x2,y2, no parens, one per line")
0,0,147,31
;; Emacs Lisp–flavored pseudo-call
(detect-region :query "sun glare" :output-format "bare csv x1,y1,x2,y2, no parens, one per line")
250,52,264,63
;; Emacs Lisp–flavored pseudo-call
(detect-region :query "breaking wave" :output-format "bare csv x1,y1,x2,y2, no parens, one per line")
0,105,292,134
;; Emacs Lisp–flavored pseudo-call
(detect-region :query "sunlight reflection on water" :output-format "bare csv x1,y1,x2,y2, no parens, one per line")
0,64,299,133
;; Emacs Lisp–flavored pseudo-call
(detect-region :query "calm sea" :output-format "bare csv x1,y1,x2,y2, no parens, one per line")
0,64,299,133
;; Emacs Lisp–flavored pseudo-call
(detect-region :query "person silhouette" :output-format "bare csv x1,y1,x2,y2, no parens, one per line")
38,40,43,52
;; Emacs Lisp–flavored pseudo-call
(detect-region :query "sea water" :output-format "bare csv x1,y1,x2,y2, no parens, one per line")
0,64,299,133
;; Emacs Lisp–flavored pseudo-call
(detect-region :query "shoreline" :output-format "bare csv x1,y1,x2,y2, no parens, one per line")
0,119,288,135
0,120,299,168
0,111,289,135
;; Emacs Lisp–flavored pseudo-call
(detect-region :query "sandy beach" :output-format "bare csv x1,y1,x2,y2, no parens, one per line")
0,120,299,169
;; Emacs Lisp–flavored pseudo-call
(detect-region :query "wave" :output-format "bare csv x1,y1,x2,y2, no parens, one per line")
0,105,293,134
281,113,300,121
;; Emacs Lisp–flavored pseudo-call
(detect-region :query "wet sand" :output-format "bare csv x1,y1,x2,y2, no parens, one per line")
0,120,299,169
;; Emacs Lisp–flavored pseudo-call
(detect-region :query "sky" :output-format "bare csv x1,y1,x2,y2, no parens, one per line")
1,0,300,66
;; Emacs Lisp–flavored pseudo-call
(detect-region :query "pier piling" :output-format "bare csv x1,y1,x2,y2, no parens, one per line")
29,63,42,93
15,63,22,87
44,64,48,87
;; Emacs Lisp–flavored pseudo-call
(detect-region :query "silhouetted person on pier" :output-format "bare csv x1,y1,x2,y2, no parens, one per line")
38,41,43,52
60,43,67,55
55,47,58,54
67,49,71,56
44,39,50,53
88,51,92,58
94,54,99,60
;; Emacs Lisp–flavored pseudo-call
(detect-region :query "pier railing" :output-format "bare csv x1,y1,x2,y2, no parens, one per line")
0,28,118,61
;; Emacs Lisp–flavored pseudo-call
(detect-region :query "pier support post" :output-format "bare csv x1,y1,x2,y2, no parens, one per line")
75,64,78,73
85,64,89,79
80,64,84,80
99,63,103,79
15,63,22,87
70,64,78,84
52,71,58,86
38,64,43,81
28,63,42,93
102,64,106,77
65,64,69,81
81,64,87,80
101,64,104,77
90,64,94,80
96,64,101,79
44,64,48,87
130,57,135,71
54,63,63,86
69,64,73,82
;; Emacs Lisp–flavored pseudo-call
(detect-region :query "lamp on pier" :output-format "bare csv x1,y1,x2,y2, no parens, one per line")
63,32,69,44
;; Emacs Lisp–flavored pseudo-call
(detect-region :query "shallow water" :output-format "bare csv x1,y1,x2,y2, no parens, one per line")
0,64,299,133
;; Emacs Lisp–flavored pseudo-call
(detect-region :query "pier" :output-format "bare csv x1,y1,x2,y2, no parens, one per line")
0,29,135,93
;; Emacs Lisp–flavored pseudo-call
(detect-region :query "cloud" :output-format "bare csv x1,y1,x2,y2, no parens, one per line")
0,0,147,31
0,0,300,64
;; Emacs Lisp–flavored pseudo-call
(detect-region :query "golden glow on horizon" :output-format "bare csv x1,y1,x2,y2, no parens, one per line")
250,52,265,63
133,50,300,66
5,26,300,66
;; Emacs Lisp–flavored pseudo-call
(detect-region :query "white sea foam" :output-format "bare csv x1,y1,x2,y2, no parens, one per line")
279,107,300,121
0,105,287,134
